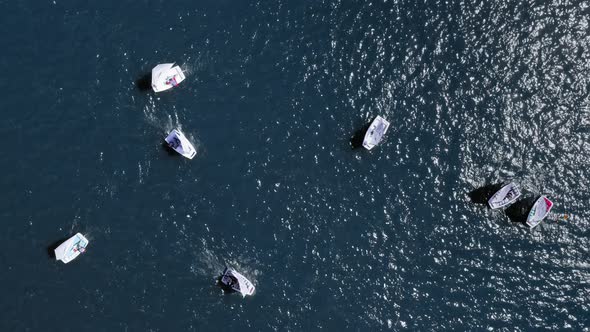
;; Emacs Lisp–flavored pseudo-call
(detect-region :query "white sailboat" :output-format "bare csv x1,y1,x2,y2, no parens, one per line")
362,116,390,150
526,196,553,228
54,233,89,264
488,182,521,209
220,268,255,297
151,63,186,93
165,129,196,159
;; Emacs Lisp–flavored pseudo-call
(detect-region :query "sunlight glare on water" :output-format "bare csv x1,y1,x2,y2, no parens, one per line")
0,0,588,330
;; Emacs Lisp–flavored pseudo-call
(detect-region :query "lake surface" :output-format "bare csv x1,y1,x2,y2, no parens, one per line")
1,0,589,330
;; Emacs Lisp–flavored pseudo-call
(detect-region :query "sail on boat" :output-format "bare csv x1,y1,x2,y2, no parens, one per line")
151,63,186,92
488,182,521,209
219,268,255,297
526,196,553,228
54,233,89,264
362,116,390,150
165,129,196,159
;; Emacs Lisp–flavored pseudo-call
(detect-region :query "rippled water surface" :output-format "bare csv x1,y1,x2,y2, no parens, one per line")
1,0,589,330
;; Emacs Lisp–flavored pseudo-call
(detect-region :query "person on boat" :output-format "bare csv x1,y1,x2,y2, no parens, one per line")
222,273,239,287
73,244,85,253
166,76,178,86
169,137,180,149
221,274,232,286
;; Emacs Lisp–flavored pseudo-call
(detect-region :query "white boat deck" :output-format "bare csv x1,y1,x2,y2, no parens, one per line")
152,63,186,93
488,182,521,209
526,196,553,228
54,233,88,264
165,129,196,159
362,116,390,150
221,268,255,297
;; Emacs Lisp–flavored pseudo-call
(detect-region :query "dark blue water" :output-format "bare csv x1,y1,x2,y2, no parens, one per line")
1,0,589,330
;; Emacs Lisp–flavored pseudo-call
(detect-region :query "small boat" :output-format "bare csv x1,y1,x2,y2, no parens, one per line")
526,196,554,228
54,233,88,264
362,116,390,150
219,267,255,297
151,63,186,93
165,129,196,159
488,182,521,209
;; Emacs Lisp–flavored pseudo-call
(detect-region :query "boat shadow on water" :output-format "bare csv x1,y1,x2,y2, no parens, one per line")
468,183,505,205
135,73,152,92
216,276,237,295
162,142,179,156
349,123,371,150
505,197,536,225
46,238,69,260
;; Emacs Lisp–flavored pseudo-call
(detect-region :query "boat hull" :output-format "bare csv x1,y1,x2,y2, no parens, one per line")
165,129,196,159
220,268,255,297
54,233,88,264
488,182,521,209
526,196,553,228
151,63,186,93
362,116,390,150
